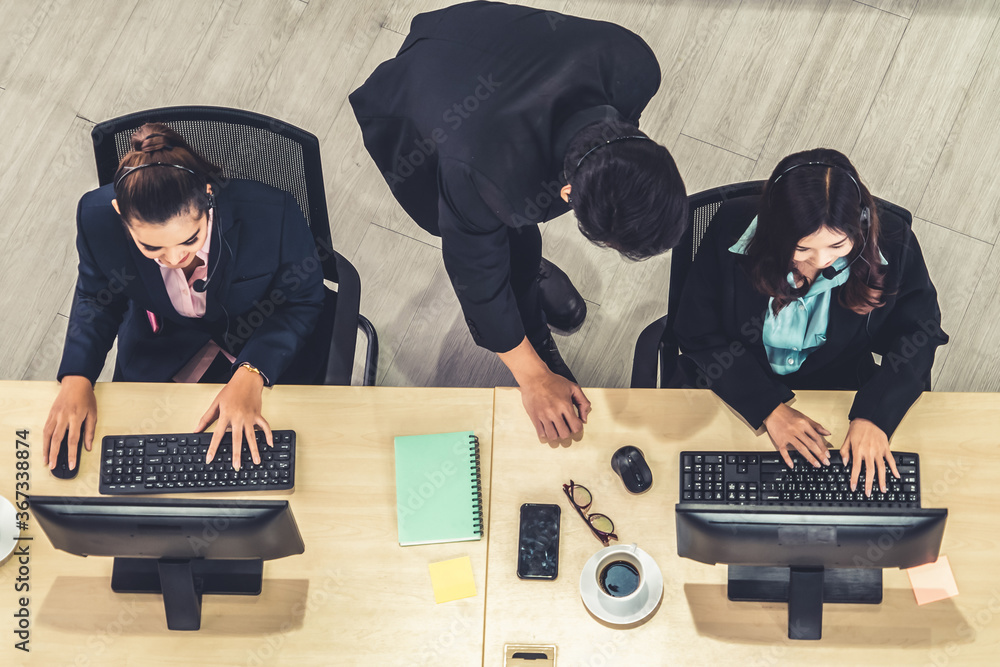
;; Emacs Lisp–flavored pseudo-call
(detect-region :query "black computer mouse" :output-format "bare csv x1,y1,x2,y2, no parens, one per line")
611,446,653,494
51,425,85,480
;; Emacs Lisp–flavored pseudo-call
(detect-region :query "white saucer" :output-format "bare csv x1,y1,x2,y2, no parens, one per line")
579,544,663,626
0,495,20,563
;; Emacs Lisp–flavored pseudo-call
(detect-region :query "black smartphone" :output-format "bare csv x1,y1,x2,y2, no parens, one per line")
516,503,560,580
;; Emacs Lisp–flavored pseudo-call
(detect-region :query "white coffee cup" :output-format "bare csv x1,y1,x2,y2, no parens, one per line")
579,543,663,625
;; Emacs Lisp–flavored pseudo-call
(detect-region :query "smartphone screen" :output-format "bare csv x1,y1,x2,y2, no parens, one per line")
517,503,560,580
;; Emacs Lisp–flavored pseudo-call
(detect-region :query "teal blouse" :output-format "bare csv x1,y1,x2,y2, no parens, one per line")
729,218,885,375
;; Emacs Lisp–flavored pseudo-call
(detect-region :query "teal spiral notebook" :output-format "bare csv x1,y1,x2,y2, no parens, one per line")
393,431,484,546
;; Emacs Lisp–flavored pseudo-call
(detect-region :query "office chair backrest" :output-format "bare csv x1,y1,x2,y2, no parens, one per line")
91,106,340,283
666,181,766,336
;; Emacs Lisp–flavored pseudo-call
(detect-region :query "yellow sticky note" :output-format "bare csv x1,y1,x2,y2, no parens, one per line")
429,556,477,604
907,555,959,605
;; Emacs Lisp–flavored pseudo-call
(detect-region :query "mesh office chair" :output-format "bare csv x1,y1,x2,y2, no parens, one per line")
92,106,378,385
630,181,765,388
629,181,918,388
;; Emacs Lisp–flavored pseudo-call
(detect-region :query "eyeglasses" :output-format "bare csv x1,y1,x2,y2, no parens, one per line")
562,480,617,546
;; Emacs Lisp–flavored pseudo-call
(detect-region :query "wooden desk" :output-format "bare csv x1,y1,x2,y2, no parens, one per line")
485,388,1000,666
0,382,494,667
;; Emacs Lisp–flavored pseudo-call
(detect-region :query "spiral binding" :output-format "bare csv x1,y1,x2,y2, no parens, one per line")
470,434,484,537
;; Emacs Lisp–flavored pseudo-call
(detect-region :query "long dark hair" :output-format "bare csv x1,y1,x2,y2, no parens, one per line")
748,148,886,315
113,123,221,225
563,118,687,260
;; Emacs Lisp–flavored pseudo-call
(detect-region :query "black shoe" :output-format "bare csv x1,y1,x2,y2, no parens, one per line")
538,258,587,332
533,333,578,384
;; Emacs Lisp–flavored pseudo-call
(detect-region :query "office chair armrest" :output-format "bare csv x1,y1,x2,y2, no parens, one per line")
631,315,668,388
324,251,364,385
357,315,379,386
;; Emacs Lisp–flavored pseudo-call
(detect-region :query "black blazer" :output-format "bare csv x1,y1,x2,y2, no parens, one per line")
57,180,324,385
349,0,661,352
673,196,948,438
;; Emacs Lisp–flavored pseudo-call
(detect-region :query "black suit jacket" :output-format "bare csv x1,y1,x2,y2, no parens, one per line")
673,196,948,438
57,180,324,385
349,0,661,352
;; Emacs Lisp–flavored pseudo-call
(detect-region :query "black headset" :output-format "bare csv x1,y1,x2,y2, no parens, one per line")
767,161,871,280
564,135,654,204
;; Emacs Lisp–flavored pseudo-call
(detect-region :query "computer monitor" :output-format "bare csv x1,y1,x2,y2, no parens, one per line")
31,496,305,631
675,504,947,640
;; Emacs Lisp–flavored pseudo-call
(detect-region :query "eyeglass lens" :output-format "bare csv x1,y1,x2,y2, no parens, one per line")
568,483,614,534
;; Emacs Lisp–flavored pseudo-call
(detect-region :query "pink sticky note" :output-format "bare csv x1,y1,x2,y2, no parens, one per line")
906,555,959,605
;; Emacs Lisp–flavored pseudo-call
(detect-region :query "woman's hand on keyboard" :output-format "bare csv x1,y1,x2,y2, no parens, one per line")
840,418,899,497
196,365,273,470
763,403,831,469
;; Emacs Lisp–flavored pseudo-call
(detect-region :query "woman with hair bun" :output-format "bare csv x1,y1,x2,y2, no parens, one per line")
43,123,324,471
674,148,947,496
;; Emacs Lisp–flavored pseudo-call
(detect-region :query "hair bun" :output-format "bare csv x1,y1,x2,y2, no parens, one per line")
134,132,173,153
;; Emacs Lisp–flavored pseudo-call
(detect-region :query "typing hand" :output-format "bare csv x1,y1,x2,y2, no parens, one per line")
196,366,273,470
42,375,97,471
520,370,592,441
840,418,899,497
763,403,831,469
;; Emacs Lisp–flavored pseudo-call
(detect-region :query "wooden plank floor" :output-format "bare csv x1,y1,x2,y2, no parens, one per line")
2,0,998,394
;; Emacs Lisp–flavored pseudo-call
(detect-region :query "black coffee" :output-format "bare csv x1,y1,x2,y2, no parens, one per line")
599,560,640,598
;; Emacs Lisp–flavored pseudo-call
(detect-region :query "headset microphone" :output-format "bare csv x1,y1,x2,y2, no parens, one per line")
193,191,221,293
820,264,843,280
820,206,870,281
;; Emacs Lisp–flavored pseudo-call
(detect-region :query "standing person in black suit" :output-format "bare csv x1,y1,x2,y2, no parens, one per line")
673,148,948,496
43,123,324,471
350,1,687,440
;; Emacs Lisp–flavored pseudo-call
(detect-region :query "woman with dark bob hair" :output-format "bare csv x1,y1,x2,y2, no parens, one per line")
674,148,947,495
43,123,324,471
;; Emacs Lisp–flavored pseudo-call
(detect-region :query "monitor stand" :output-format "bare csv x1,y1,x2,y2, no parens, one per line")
111,557,264,631
727,565,882,640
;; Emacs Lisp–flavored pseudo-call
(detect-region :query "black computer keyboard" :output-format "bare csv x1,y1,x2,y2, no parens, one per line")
99,430,295,495
679,451,920,508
